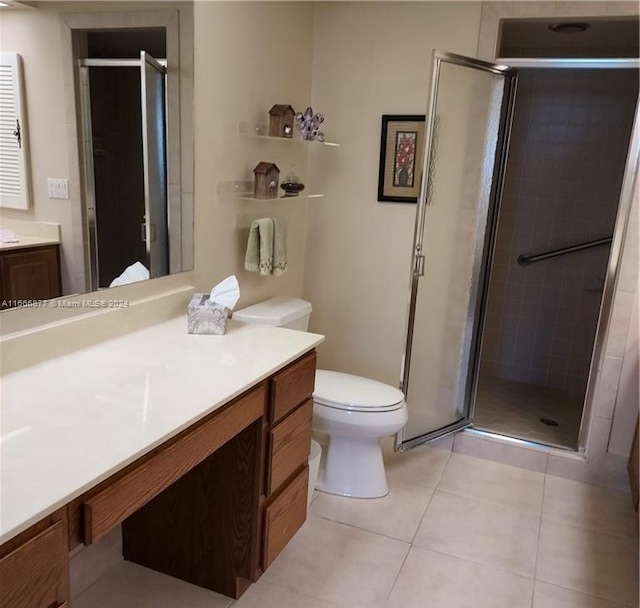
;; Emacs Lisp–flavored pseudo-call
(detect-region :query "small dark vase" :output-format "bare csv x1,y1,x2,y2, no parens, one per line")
280,181,305,197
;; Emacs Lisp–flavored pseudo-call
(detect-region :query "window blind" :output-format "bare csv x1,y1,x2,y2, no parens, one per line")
0,52,30,209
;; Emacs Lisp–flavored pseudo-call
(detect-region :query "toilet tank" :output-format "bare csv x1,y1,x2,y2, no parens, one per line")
233,296,312,331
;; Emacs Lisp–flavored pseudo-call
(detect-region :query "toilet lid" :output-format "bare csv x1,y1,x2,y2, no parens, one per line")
314,370,405,412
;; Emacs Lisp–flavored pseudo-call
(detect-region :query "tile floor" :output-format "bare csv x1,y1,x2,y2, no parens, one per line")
474,375,584,449
75,445,639,608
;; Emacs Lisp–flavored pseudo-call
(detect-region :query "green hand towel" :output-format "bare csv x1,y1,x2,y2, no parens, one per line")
273,217,287,276
244,218,274,275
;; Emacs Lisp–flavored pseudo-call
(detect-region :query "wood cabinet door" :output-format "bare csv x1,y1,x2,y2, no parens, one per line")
0,245,61,306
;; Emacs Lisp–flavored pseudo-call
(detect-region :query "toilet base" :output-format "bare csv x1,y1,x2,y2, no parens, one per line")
316,435,389,498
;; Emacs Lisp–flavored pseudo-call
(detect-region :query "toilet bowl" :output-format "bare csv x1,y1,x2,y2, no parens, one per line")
313,370,407,498
233,296,408,499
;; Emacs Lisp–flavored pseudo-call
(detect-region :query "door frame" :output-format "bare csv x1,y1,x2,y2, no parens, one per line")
397,51,518,451
477,56,640,454
78,57,168,290
140,51,169,279
63,9,185,294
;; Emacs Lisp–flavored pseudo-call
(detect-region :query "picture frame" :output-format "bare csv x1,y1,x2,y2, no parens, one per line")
377,114,426,203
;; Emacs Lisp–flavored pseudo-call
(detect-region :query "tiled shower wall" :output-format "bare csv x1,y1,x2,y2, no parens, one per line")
481,68,638,400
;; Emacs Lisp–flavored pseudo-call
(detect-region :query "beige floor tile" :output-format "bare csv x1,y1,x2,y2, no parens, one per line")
537,520,639,606
233,579,338,608
414,490,539,577
438,453,544,512
454,430,549,473
546,445,632,494
383,442,451,489
543,475,638,538
262,516,410,608
73,561,233,608
310,480,434,541
385,546,534,608
533,581,631,608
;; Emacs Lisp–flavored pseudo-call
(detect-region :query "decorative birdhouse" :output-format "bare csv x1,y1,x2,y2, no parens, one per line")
268,104,295,138
253,162,280,199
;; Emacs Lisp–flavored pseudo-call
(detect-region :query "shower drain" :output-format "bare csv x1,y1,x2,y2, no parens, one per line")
540,418,559,427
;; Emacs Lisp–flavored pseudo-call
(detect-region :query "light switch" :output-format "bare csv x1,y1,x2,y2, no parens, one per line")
47,178,69,200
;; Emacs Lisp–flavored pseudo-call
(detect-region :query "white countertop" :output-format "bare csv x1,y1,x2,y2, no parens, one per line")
0,235,60,251
0,317,324,544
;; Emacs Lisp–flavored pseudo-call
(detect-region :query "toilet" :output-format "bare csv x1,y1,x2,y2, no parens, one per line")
233,296,408,499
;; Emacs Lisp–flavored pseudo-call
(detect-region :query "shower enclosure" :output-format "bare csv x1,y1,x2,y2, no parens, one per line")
398,51,639,452
79,50,168,290
474,64,638,449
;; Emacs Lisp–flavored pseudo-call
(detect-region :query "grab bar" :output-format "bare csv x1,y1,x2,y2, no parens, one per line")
517,236,613,266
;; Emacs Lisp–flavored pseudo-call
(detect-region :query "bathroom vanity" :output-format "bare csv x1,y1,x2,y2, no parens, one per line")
0,317,323,606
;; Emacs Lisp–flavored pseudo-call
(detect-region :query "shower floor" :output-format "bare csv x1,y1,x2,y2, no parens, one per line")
473,375,583,450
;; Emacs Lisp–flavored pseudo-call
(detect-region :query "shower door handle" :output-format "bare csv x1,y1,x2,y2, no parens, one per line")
414,254,425,277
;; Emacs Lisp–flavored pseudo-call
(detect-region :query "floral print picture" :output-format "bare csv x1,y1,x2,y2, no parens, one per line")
393,131,417,188
378,115,426,203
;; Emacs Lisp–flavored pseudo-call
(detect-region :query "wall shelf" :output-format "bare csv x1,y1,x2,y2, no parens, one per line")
217,181,324,201
238,121,340,147
232,193,325,202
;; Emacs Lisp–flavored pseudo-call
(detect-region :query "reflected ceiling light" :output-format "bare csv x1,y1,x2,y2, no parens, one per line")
548,22,591,33
0,2,9,6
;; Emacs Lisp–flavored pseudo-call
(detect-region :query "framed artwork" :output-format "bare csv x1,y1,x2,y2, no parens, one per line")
377,114,426,203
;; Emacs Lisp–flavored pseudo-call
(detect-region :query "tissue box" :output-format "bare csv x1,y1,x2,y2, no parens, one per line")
187,293,229,335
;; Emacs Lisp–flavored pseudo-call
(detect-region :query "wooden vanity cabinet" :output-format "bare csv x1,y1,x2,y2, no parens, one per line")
0,509,69,608
258,350,316,573
0,245,62,308
0,349,317,605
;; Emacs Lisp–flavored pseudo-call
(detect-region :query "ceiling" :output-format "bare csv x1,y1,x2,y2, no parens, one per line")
500,18,640,50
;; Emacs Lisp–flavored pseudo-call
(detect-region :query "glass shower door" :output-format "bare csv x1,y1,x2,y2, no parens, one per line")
398,52,517,449
79,52,168,290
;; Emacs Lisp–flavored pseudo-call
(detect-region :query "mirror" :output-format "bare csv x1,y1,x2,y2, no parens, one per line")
0,2,194,310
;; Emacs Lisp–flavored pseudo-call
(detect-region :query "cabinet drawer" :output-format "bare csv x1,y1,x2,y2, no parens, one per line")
0,520,69,608
268,399,312,495
84,384,265,544
263,466,308,569
270,351,316,424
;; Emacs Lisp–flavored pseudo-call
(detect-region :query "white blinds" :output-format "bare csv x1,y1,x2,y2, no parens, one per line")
0,52,30,209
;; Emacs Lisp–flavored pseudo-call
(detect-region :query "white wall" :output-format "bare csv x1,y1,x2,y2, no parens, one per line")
304,2,483,384
192,1,315,307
